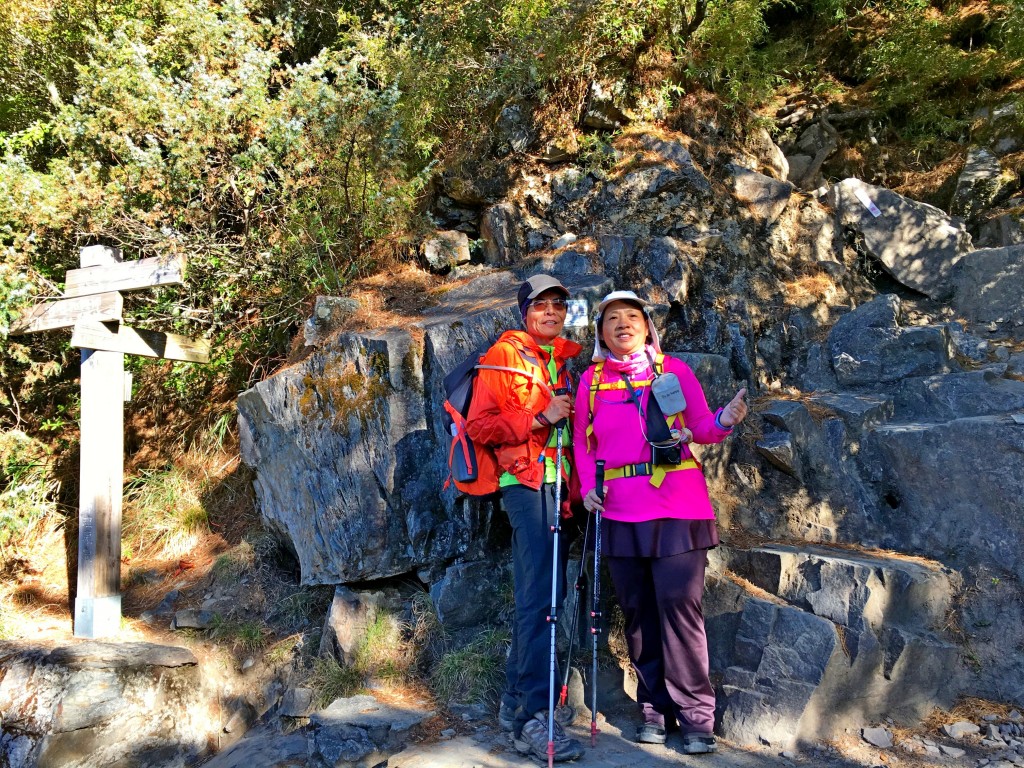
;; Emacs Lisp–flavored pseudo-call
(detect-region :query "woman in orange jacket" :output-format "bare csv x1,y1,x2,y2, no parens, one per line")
467,274,584,762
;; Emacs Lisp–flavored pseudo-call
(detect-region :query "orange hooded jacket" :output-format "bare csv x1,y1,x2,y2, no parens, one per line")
465,330,582,491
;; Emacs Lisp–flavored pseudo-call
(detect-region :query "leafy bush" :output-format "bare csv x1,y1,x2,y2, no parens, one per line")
863,3,1010,140
0,429,59,556
1,0,434,416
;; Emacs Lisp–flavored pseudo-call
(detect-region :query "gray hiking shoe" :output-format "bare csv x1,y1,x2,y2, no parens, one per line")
498,699,517,732
681,733,718,754
499,701,576,732
513,711,584,762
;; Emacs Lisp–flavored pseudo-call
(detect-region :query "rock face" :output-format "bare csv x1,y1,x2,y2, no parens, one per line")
203,694,434,768
233,125,1024,753
831,178,973,299
952,244,1024,324
826,294,957,387
710,545,959,747
238,271,607,585
0,641,208,768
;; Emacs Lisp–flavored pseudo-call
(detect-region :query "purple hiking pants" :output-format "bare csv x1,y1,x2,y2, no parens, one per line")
605,548,715,735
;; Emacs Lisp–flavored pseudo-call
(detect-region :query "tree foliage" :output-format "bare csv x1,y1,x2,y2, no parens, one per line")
0,0,1022,445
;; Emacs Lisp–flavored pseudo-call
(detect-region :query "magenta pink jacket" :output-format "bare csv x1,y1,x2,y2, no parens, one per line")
572,355,732,522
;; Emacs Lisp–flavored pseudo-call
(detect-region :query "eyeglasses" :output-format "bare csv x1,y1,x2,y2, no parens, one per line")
530,298,568,312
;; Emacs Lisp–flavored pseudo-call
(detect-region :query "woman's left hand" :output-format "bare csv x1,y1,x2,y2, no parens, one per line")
583,488,605,514
719,388,749,428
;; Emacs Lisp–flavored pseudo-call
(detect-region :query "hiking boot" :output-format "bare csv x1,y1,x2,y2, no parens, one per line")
498,699,517,732
499,701,576,733
681,733,718,754
636,722,667,744
513,711,585,762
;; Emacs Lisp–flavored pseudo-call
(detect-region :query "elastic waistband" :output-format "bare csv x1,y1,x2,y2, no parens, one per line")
604,458,700,488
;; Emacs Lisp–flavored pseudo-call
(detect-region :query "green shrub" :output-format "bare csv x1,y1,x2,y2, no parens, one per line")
429,628,509,706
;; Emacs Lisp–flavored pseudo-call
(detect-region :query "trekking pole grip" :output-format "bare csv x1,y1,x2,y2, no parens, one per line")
595,460,605,503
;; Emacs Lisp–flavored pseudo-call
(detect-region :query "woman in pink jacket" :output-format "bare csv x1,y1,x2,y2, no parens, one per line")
572,290,748,755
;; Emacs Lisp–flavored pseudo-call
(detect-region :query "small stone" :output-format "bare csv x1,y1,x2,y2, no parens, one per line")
1011,710,1023,723
940,744,967,758
944,721,982,739
782,750,798,759
926,745,942,756
551,233,578,250
240,657,255,672
987,715,1001,722
924,738,937,746
863,727,894,749
989,725,1004,740
440,728,456,739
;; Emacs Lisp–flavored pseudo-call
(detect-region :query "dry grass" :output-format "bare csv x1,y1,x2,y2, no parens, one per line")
922,696,1015,731
780,271,841,309
721,570,789,606
329,263,445,334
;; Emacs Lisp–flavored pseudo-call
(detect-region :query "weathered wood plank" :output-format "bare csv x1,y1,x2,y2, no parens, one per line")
71,320,210,363
79,244,123,268
9,292,123,335
64,254,185,298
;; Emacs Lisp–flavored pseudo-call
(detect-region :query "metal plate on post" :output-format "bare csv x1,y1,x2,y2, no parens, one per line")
74,594,122,639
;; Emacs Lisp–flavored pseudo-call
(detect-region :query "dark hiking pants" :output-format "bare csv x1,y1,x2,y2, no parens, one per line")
501,483,569,735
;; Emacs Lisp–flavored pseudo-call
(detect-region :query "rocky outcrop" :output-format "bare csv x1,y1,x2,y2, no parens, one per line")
235,124,1024,755
826,294,958,387
709,545,959,748
238,271,607,585
831,178,973,299
0,641,208,768
952,243,1024,325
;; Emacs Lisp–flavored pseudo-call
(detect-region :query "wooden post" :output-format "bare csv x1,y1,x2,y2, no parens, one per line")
74,246,125,638
9,242,205,637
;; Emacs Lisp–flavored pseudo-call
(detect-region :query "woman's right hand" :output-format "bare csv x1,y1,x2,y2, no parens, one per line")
583,487,605,513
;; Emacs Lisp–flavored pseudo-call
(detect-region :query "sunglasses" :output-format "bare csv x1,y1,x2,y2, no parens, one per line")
530,298,568,312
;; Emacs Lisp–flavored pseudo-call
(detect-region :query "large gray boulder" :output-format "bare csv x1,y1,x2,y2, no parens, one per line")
893,368,1024,422
238,271,605,585
951,244,1024,324
826,294,957,387
831,178,973,299
868,415,1024,579
726,164,794,224
238,327,456,585
715,594,839,748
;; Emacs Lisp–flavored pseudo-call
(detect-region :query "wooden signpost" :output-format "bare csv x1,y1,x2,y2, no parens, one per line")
11,244,209,638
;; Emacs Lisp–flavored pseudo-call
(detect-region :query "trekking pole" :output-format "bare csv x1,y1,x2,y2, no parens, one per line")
558,511,590,710
590,459,605,747
546,411,567,768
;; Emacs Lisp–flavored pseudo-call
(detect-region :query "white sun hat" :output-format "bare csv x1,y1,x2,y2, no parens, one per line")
592,290,662,361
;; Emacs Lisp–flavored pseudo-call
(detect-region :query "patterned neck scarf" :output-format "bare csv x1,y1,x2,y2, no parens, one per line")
602,344,656,379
